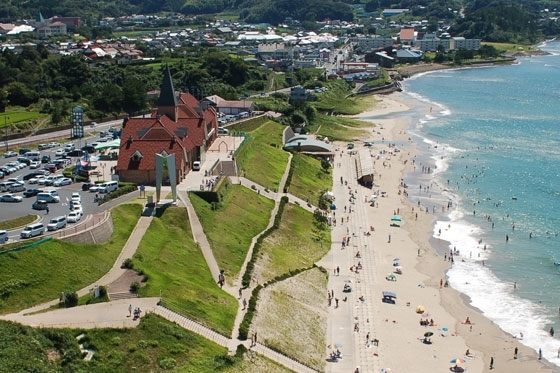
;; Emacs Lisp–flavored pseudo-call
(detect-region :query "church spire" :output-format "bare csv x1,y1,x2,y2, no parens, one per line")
157,64,178,121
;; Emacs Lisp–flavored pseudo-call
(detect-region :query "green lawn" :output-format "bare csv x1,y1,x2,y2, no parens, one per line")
307,113,370,141
0,204,142,314
233,119,290,191
0,215,37,230
288,152,332,205
256,204,331,284
0,111,47,128
133,207,237,335
0,315,291,372
190,185,274,280
311,80,373,115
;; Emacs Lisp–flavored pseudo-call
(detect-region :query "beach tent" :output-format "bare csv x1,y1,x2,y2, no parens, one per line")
391,215,402,221
416,305,425,313
95,138,121,150
390,215,402,227
323,191,335,201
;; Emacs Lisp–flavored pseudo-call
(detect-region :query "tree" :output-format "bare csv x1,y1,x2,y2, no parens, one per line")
122,76,147,115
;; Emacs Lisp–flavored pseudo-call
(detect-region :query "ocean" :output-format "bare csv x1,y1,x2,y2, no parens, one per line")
399,40,560,364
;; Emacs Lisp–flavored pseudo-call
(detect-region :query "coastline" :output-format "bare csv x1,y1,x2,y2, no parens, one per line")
339,92,557,372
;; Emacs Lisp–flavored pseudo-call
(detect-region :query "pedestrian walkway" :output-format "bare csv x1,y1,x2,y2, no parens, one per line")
321,150,380,373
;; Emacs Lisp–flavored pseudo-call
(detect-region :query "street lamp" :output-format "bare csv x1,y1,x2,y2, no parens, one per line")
4,115,8,152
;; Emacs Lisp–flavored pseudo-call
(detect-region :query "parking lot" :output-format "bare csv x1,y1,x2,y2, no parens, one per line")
0,142,114,243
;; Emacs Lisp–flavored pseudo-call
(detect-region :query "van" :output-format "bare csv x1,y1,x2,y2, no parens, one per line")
0,182,13,192
64,143,75,152
192,161,201,171
47,216,67,231
8,183,25,193
98,180,118,194
20,223,44,239
25,151,41,161
36,193,60,203
0,230,8,243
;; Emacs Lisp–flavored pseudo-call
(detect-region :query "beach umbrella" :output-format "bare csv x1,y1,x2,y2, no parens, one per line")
424,332,434,338
450,358,466,365
442,327,449,332
416,305,425,313
391,215,402,221
393,257,400,261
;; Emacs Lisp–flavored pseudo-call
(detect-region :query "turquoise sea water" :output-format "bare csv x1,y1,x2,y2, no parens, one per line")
399,40,560,364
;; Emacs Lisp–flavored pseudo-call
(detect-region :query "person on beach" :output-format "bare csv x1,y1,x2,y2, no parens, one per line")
490,356,494,369
514,346,518,359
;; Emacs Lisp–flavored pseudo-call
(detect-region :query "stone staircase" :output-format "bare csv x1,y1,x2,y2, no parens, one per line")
108,291,138,300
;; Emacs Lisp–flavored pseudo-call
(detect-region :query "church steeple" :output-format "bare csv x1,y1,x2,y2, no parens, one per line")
157,65,178,121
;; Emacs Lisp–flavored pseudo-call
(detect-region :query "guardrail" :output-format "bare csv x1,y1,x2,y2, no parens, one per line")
48,211,110,240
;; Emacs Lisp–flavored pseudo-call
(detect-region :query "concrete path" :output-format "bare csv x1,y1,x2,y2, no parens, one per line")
321,150,381,373
1,298,160,329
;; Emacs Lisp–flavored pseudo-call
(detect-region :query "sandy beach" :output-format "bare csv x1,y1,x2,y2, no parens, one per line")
323,92,557,373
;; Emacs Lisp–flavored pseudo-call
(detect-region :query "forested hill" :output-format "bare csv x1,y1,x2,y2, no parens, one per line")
0,0,558,43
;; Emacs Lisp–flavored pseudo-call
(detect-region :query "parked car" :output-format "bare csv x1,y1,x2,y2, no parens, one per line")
32,200,48,210
8,183,25,193
41,155,51,164
48,142,60,148
0,230,8,243
29,175,46,184
82,182,94,191
18,148,31,155
47,216,67,231
3,151,17,158
23,188,43,197
71,192,81,203
29,161,41,169
81,145,96,154
53,177,72,187
55,149,66,157
24,170,47,180
66,150,84,157
38,144,49,150
0,193,23,202
67,210,81,223
69,200,82,211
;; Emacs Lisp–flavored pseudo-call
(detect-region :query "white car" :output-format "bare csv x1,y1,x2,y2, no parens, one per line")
67,211,81,223
48,142,60,148
54,177,72,187
71,192,81,203
29,161,41,169
29,175,46,184
73,206,83,217
3,151,17,158
69,200,82,211
0,193,23,202
55,149,66,157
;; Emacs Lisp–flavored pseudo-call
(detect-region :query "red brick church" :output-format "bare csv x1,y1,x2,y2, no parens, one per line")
115,66,218,184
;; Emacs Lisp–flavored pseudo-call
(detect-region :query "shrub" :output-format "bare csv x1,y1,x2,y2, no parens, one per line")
61,290,78,307
130,282,140,293
158,357,177,370
121,258,134,269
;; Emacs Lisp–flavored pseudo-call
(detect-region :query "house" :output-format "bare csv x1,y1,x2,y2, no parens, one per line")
203,95,254,115
115,66,218,184
396,48,423,63
399,28,416,45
